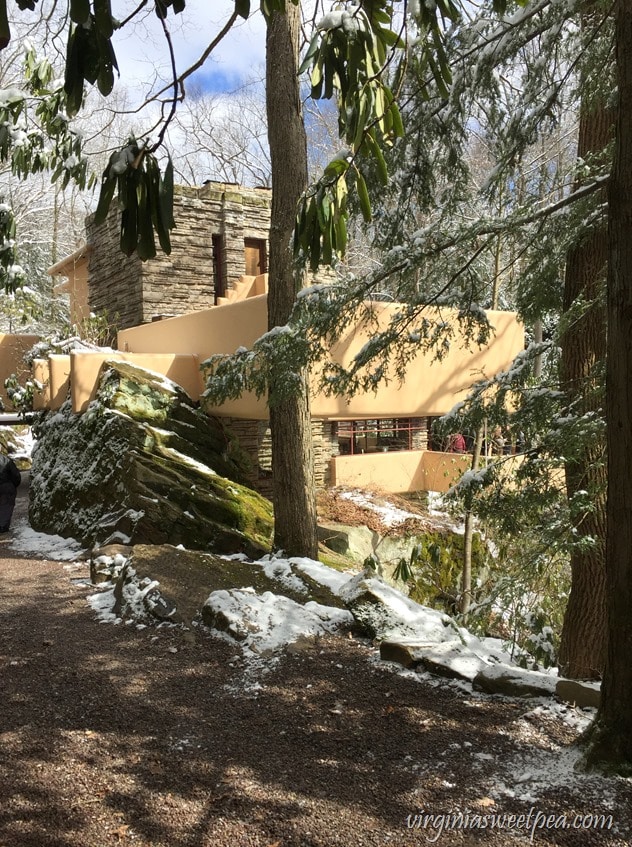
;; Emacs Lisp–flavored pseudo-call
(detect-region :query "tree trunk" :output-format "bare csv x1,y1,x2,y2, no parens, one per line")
460,426,483,616
584,0,632,773
265,4,319,558
533,319,543,380
558,32,611,679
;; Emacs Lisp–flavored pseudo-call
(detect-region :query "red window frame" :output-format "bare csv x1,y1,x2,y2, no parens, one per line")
337,418,422,456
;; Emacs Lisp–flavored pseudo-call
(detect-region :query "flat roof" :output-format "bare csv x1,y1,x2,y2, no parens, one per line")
47,245,90,277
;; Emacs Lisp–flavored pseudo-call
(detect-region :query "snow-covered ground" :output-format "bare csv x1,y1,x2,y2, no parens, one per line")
9,517,86,561
1,491,569,700
0,456,559,683
5,486,519,673
0,432,583,710
8,471,632,825
9,506,629,817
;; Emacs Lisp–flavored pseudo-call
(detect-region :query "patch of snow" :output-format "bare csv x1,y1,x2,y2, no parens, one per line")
0,87,26,107
290,556,352,594
339,489,419,526
203,587,355,657
9,515,85,561
87,585,119,623
497,743,621,807
256,555,309,594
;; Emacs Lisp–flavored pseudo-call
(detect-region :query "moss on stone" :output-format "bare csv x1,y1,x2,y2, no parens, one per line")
30,362,274,555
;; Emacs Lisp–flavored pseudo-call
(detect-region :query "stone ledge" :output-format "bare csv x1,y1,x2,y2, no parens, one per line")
380,637,601,706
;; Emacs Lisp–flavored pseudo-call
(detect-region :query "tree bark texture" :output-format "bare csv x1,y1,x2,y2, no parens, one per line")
265,5,319,558
461,426,483,616
558,48,611,680
584,0,632,772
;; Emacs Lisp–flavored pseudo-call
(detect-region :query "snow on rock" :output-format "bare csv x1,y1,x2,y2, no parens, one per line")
201,587,355,656
290,556,352,594
258,556,310,595
380,638,491,681
339,571,458,641
473,662,558,698
89,545,133,583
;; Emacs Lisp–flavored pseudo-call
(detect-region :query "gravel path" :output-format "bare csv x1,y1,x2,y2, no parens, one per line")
1,484,631,847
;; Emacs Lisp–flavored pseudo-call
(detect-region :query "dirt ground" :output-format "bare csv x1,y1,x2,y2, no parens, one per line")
2,482,632,847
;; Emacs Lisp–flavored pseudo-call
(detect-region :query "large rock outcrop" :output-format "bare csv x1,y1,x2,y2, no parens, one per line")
29,360,273,554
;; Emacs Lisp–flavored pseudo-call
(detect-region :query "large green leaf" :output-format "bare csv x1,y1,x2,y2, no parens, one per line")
155,0,185,16
137,177,157,261
356,170,372,223
120,174,139,256
69,0,90,24
159,156,175,232
94,0,114,38
63,17,119,115
94,170,117,226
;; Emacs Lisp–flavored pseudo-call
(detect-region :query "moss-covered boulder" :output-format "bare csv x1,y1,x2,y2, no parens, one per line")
29,360,273,554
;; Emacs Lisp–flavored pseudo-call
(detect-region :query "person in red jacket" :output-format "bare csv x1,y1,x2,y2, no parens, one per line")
0,450,21,532
447,432,467,453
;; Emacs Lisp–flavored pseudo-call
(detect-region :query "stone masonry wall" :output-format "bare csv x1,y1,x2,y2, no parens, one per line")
218,184,271,283
412,418,429,450
86,182,272,330
226,418,428,498
226,418,331,498
86,206,144,331
138,189,219,323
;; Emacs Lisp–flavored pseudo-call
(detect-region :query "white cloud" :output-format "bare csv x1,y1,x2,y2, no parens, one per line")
112,1,268,103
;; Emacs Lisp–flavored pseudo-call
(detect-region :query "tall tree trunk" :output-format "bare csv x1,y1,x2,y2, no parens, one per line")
584,0,632,773
558,36,611,679
460,426,483,616
265,4,319,558
532,319,543,379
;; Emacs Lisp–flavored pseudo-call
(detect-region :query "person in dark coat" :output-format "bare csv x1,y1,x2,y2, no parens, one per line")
0,450,21,532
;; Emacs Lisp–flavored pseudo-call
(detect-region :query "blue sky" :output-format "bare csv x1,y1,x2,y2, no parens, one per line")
188,67,250,96
114,1,268,102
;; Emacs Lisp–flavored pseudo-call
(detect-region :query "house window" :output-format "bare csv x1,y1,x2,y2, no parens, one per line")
212,234,226,302
244,238,267,276
337,418,422,455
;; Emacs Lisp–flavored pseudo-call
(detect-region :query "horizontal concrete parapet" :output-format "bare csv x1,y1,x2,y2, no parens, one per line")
118,295,268,361
70,351,203,413
330,449,471,493
119,298,524,423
